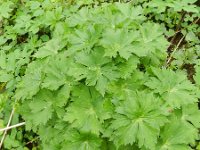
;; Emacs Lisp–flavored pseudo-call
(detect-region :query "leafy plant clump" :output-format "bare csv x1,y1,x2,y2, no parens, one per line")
0,0,200,149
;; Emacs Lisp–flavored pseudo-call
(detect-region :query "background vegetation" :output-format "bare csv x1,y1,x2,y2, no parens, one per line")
0,0,199,149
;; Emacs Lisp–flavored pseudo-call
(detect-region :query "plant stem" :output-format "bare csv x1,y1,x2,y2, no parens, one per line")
25,136,40,145
0,108,15,149
165,35,185,68
0,122,26,132
164,17,199,68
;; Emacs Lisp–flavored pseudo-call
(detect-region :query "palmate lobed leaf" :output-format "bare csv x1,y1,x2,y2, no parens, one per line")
116,4,145,21
140,22,163,43
34,38,66,58
66,7,92,27
15,69,42,100
1,0,200,149
69,48,120,95
64,86,112,135
100,28,139,59
99,22,168,59
109,91,168,149
61,129,102,150
67,25,102,55
64,98,103,135
147,0,199,13
107,70,145,101
42,55,76,91
145,68,198,108
156,114,198,150
21,88,70,127
182,104,200,128
132,22,169,57
29,98,53,126
116,55,140,79
38,122,67,149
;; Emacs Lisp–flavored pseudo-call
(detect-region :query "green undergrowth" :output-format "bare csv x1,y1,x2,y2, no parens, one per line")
0,0,200,149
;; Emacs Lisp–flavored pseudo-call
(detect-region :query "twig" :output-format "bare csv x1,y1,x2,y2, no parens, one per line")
25,136,40,145
168,17,199,40
192,17,199,24
168,11,186,44
0,122,25,132
167,16,199,44
165,35,185,68
0,108,15,149
164,17,200,68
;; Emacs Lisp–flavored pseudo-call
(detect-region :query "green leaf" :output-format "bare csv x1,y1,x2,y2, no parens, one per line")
21,88,70,126
0,51,6,69
194,61,200,87
29,1,41,10
109,91,168,149
0,1,14,19
67,25,101,54
182,104,200,128
2,1,200,149
117,55,140,79
116,4,145,21
66,7,91,27
38,122,67,149
34,38,65,58
28,96,53,126
95,76,108,96
0,70,13,82
62,130,102,150
131,22,169,57
15,70,42,100
100,28,139,59
170,0,199,13
63,92,103,135
157,116,198,150
55,85,71,107
64,86,111,135
4,135,21,149
186,31,199,43
42,56,75,91
15,59,46,100
70,48,119,95
145,68,198,108
107,71,145,100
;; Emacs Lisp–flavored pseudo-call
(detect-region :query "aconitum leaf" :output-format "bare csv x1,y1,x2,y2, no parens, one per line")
109,91,168,149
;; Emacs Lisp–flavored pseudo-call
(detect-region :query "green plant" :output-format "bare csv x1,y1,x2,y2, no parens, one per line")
0,0,199,149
